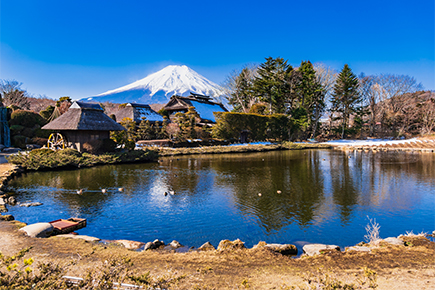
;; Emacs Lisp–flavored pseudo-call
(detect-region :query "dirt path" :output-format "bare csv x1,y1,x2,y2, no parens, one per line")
0,220,434,289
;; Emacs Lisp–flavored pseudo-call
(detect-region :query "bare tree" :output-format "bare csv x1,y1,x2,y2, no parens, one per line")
314,63,337,135
222,64,258,113
0,80,31,109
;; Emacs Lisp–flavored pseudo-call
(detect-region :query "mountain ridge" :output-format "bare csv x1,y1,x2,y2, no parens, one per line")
83,65,227,105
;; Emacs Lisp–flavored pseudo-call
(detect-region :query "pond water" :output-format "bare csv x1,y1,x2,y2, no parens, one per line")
6,150,435,252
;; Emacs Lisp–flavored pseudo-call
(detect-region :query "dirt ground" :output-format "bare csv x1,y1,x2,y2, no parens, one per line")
0,220,434,289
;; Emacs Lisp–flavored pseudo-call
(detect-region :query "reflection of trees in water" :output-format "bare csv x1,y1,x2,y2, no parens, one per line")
211,150,325,233
329,152,359,224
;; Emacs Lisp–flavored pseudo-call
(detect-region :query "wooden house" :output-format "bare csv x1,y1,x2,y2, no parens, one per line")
42,101,125,152
162,93,227,124
114,103,164,123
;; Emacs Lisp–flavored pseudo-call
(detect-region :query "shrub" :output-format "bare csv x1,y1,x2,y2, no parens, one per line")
29,148,55,157
9,125,24,134
12,135,27,148
9,110,46,128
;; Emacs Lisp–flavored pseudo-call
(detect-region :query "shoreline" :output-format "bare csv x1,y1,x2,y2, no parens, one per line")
1,143,434,288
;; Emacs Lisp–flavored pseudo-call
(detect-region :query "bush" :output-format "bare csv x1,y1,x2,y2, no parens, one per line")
9,110,46,128
31,137,48,147
9,125,24,134
12,135,27,148
29,148,55,157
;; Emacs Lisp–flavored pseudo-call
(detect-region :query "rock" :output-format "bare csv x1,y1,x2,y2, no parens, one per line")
217,239,246,251
19,222,54,238
0,197,5,205
346,246,371,252
0,214,14,221
264,243,298,255
20,202,43,207
7,197,16,205
115,239,145,250
53,234,100,242
0,204,7,212
26,144,42,150
253,242,298,255
375,237,405,246
302,244,340,256
143,242,155,251
2,147,21,153
153,239,164,248
168,240,183,249
198,242,215,251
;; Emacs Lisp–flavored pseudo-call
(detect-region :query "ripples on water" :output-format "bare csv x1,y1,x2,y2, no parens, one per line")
7,150,435,251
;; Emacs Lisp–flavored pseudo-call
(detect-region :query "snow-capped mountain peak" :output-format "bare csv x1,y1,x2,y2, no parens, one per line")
84,65,226,105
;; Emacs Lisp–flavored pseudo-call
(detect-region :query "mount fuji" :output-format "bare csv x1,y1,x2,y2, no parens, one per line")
83,65,227,105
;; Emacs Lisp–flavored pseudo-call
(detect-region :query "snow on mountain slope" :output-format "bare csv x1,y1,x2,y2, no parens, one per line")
84,65,227,105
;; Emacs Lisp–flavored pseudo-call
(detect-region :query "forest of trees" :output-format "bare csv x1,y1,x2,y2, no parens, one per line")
222,57,430,140
0,57,432,149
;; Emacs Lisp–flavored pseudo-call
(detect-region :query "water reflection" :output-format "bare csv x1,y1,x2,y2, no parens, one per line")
7,150,435,248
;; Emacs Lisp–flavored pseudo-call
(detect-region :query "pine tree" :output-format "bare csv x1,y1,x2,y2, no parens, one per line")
297,61,325,138
331,64,362,138
253,57,293,114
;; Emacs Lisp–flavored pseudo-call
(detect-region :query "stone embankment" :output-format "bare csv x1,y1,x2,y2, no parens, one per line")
0,163,23,221
332,138,435,153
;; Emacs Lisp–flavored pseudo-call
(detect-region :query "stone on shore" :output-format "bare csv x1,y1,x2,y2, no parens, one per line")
374,237,405,246
264,243,298,255
168,240,182,249
114,239,145,250
303,244,340,256
143,239,165,251
253,241,298,255
0,204,7,212
217,239,246,251
198,242,215,251
0,214,14,221
53,234,101,242
19,222,54,238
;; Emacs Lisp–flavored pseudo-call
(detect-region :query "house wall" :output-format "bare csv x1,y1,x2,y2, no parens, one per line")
63,130,110,152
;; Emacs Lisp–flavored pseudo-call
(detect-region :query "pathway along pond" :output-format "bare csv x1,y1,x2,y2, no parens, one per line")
6,149,435,251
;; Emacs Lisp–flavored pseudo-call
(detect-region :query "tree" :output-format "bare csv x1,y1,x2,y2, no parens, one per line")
331,64,362,138
253,57,294,114
296,61,325,138
314,63,337,136
223,65,258,113
0,80,31,109
137,117,153,140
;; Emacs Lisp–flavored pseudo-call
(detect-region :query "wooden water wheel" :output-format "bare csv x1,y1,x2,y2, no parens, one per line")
47,133,67,150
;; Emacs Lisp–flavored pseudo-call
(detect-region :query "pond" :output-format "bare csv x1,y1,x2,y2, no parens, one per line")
6,149,435,252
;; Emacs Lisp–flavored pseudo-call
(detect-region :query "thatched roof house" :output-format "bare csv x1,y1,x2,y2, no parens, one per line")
42,101,125,152
115,103,164,123
163,93,227,123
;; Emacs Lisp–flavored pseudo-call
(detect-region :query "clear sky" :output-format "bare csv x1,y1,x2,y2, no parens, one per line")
1,0,434,100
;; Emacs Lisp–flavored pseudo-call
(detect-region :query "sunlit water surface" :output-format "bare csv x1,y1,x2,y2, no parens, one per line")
7,150,435,252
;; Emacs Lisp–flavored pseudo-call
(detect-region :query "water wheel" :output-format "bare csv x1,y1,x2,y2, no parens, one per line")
47,133,67,150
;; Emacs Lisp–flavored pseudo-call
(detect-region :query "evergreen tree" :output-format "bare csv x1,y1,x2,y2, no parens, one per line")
331,64,362,138
253,57,293,114
160,117,169,139
296,61,325,138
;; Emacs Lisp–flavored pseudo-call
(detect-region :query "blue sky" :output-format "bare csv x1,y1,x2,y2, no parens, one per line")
1,0,434,100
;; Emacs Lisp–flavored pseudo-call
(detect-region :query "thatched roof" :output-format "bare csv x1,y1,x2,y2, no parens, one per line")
115,103,164,123
163,94,227,123
42,101,125,131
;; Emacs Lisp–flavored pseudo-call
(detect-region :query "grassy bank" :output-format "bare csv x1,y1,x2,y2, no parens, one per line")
5,148,158,171
158,142,332,157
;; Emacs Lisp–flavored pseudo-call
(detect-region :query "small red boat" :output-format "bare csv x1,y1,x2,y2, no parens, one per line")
49,218,87,235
